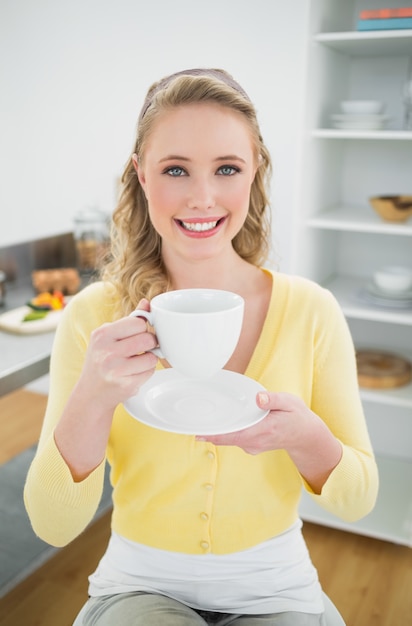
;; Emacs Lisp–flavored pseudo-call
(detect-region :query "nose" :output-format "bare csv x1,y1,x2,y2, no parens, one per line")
186,176,216,211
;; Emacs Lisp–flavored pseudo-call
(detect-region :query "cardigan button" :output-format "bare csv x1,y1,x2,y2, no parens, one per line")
200,512,209,521
204,483,213,491
200,541,210,550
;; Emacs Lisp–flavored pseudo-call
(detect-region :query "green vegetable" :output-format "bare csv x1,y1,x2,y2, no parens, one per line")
26,301,52,311
23,310,49,322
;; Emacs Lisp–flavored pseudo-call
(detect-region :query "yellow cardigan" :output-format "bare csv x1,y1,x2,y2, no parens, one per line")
24,270,378,554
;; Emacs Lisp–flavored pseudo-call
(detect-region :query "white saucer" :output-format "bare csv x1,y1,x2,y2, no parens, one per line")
124,369,270,435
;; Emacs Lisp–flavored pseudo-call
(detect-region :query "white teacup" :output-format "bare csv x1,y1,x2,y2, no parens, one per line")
130,289,244,380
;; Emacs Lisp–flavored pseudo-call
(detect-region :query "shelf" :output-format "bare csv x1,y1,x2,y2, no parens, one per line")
360,382,412,410
354,345,412,409
322,274,412,325
300,454,412,547
315,30,412,57
296,2,412,546
312,129,412,140
306,205,412,235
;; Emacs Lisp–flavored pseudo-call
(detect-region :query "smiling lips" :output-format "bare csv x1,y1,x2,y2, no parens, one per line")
176,217,225,236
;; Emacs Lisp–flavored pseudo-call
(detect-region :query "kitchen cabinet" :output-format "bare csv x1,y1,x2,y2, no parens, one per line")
293,0,412,546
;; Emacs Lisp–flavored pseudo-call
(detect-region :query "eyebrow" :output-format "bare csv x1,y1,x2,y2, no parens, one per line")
159,155,190,163
159,154,246,163
216,155,246,164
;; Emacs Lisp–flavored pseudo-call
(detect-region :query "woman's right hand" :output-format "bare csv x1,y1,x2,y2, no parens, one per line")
80,298,159,410
54,299,158,481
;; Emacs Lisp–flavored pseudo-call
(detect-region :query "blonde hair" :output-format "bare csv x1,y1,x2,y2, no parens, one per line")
102,69,272,316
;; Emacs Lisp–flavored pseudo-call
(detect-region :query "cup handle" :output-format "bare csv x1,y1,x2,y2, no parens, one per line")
129,309,164,358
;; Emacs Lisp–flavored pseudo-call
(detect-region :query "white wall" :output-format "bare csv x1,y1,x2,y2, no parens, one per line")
0,0,309,272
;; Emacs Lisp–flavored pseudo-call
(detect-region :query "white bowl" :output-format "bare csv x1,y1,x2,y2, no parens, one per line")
340,100,383,115
373,266,412,293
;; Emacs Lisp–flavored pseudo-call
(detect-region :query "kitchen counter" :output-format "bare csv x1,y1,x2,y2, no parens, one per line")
0,283,55,397
0,232,81,398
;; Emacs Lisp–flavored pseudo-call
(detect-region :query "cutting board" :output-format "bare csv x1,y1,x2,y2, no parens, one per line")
356,350,412,389
0,304,65,335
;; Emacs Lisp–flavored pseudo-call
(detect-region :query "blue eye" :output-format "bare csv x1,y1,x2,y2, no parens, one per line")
217,165,239,176
165,166,186,177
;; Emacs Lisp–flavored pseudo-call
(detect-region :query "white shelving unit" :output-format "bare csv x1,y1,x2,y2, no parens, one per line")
313,129,412,139
294,0,412,546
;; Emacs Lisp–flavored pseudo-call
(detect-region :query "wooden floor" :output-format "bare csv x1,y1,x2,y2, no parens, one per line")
0,389,48,465
1,389,411,625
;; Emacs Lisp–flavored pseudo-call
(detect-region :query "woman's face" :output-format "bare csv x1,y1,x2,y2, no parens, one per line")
134,102,257,265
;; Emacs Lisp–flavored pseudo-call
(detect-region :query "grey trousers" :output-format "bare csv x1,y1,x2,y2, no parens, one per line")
79,592,327,625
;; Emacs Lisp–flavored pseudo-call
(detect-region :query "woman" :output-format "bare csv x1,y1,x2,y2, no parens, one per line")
24,68,378,625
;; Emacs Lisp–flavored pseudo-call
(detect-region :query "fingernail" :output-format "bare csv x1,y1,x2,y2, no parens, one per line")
258,392,269,406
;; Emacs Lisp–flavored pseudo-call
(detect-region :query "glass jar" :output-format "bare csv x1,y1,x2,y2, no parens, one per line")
0,270,6,306
73,208,110,273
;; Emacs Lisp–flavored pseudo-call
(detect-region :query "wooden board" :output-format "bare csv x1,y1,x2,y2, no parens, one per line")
356,350,412,389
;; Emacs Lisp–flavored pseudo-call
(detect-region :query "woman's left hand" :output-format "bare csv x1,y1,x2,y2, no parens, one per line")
196,391,313,455
196,391,343,493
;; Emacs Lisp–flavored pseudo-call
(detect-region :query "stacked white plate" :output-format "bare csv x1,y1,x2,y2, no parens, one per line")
331,100,388,130
358,281,412,309
331,113,389,130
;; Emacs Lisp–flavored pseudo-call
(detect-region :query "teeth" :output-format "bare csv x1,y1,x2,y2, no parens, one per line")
181,220,218,232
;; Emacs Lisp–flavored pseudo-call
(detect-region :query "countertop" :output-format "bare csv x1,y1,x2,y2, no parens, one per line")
0,283,55,397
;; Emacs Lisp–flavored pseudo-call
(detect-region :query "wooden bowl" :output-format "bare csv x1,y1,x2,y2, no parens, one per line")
369,196,412,222
356,350,412,389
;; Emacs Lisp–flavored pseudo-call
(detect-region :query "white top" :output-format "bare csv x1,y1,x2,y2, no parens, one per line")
88,519,324,615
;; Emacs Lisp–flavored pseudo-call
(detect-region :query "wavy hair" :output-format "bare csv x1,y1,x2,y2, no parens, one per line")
102,69,273,316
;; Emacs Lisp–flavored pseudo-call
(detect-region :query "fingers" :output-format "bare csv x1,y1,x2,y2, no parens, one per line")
87,299,158,378
256,391,271,409
90,318,154,361
115,297,152,337
123,329,158,359
195,418,269,455
79,299,161,406
197,393,310,456
256,391,299,413
135,298,150,312
128,298,151,323
118,350,158,388
92,298,155,350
